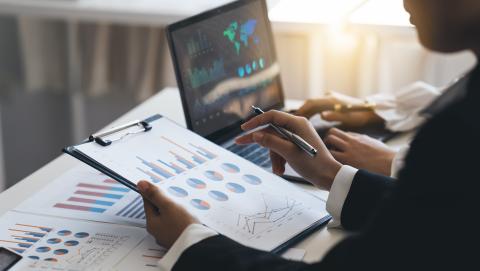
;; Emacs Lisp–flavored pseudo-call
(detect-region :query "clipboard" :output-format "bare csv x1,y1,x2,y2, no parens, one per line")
63,114,331,254
64,115,161,193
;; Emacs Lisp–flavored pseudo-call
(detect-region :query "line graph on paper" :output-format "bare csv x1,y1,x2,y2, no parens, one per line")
231,194,305,239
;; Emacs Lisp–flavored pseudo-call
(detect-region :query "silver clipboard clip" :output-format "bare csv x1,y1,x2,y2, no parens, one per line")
89,120,152,146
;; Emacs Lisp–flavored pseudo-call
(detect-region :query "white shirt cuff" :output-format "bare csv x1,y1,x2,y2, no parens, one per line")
326,165,358,228
390,145,410,178
158,223,218,271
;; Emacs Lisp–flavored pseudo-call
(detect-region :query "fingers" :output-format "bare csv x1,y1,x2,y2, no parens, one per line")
235,132,255,145
331,150,347,164
326,128,352,141
321,111,350,123
296,103,317,119
138,181,172,208
270,151,286,175
252,132,298,159
324,134,348,151
242,110,308,133
296,99,336,119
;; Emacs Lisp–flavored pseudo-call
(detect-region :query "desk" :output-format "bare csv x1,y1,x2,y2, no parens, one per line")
0,87,347,264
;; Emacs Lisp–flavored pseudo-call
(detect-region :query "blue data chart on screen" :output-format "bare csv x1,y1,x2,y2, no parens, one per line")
223,19,260,55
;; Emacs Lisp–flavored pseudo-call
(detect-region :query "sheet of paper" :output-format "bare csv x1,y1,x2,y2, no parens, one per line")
15,164,147,227
76,116,329,251
114,235,167,271
0,211,146,271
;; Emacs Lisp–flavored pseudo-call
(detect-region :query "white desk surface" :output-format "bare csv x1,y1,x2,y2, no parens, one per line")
0,87,346,263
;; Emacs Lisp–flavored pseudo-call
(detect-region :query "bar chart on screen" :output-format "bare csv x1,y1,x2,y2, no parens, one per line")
15,165,147,227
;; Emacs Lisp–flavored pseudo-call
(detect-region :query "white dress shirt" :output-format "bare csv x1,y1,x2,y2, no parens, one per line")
368,81,441,132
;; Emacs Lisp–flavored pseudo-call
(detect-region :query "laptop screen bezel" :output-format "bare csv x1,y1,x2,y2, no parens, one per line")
166,0,285,144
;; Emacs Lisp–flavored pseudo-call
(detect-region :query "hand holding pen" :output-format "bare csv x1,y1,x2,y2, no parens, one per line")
251,106,317,157
235,109,342,190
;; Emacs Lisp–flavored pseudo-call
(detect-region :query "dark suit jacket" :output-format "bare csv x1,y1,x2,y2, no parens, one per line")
173,66,480,271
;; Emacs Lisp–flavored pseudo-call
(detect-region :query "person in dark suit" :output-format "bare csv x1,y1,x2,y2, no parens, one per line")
136,0,480,270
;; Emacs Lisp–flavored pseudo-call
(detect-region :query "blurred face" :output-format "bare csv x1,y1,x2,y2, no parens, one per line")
404,0,480,54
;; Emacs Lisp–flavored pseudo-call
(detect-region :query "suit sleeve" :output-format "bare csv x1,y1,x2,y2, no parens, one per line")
340,170,396,231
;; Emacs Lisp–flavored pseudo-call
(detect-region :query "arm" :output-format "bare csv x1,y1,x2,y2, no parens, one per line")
341,170,395,231
296,83,441,132
173,169,396,271
137,111,396,270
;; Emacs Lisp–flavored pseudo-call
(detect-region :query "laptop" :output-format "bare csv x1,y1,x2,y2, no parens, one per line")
167,0,304,182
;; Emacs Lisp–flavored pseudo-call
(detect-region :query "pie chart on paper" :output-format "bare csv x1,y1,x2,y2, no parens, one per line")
226,182,246,193
190,199,211,210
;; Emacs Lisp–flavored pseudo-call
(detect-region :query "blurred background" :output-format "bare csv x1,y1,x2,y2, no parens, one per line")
0,0,476,191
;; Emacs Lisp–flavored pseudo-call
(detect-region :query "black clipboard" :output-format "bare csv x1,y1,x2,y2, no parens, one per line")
63,115,160,193
63,114,331,254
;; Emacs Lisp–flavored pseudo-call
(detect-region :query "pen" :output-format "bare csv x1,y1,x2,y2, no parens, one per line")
251,106,317,157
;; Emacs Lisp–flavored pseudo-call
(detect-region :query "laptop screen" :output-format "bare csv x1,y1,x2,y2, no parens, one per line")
167,0,284,142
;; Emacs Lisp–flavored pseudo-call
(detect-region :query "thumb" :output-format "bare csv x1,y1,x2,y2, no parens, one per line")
138,180,172,208
253,132,297,159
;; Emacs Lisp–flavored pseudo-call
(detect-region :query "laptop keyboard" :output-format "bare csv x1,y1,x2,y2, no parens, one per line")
226,143,272,169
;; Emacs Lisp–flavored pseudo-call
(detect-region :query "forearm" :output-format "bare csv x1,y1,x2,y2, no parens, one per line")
340,170,396,231
174,235,311,271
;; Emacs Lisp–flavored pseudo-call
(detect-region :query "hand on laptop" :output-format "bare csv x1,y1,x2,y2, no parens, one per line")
295,91,383,129
236,110,342,190
324,128,396,176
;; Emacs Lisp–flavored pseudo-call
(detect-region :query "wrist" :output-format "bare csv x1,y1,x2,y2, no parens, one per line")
316,160,343,190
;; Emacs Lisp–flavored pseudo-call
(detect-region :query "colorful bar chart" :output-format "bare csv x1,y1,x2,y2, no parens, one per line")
170,151,196,169
77,183,130,193
190,144,217,159
137,167,163,183
0,224,52,254
52,179,130,214
157,159,185,174
160,136,207,164
137,156,174,179
136,137,219,183
116,196,145,220
53,203,106,213
75,190,123,199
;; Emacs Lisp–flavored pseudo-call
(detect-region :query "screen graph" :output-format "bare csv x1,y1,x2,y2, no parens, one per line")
186,58,226,89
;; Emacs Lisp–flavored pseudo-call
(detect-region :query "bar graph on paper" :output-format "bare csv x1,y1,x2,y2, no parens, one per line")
15,165,149,226
15,135,220,226
53,180,130,214
0,223,51,255
135,136,218,183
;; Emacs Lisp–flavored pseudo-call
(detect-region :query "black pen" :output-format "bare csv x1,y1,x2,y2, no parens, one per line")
251,106,317,157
